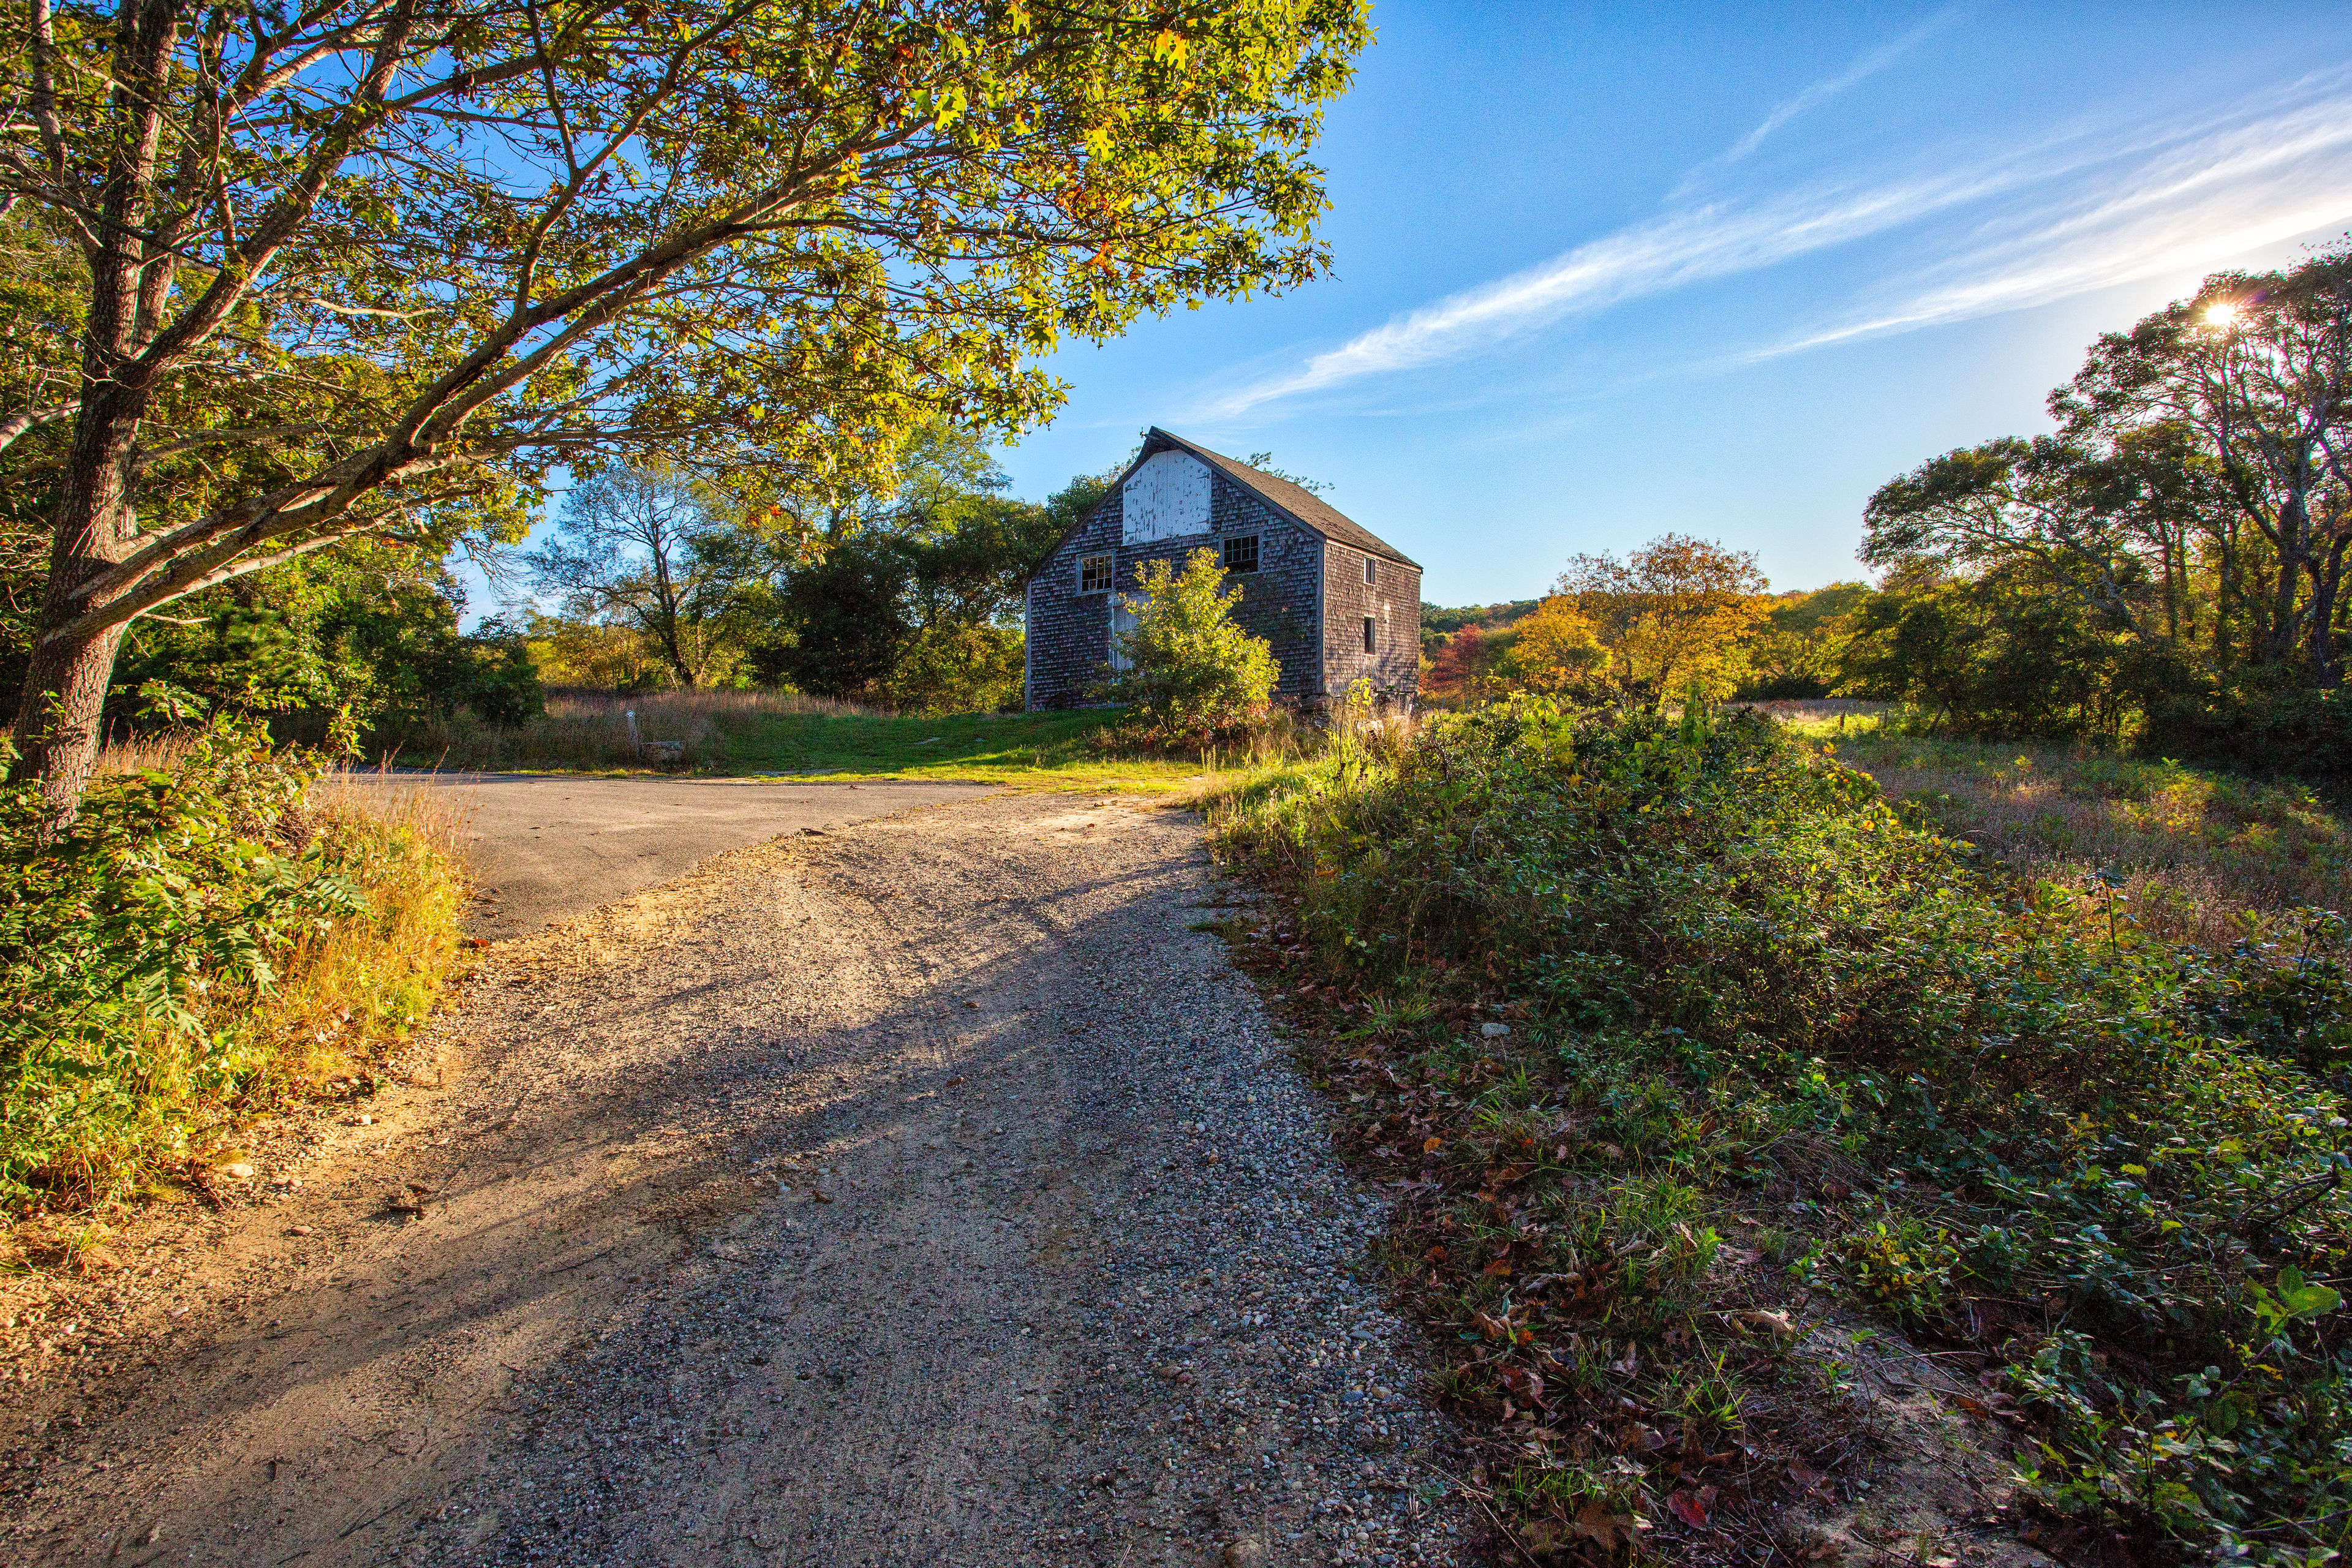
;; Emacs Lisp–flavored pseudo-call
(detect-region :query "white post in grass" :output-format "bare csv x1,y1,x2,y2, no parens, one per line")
626,709,641,758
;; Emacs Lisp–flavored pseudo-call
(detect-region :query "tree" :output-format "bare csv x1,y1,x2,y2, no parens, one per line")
754,545,910,698
1099,547,1276,741
0,0,1371,810
1836,568,2140,739
2057,248,2352,684
1422,622,1504,707
1559,534,1769,704
1861,436,2199,645
1503,596,1605,695
528,466,763,688
743,423,1063,706
1736,582,1871,700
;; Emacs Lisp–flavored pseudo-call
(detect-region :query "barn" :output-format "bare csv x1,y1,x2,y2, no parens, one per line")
1023,429,1422,711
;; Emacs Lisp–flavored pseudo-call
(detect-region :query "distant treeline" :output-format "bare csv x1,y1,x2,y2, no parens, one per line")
1420,247,2351,788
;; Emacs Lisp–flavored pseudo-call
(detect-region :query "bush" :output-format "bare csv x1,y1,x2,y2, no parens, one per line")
2140,671,2352,794
0,720,466,1209
883,621,1024,716
1217,701,2351,1562
1096,548,1279,747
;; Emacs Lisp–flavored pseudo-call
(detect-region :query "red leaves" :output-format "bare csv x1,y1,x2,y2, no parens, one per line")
1665,1483,1719,1529
1497,1362,1548,1409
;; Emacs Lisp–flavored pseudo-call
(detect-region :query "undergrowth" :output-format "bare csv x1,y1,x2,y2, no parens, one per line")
0,721,467,1216
1213,701,2349,1566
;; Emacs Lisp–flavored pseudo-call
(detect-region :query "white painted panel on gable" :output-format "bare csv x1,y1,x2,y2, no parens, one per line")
1120,450,1211,544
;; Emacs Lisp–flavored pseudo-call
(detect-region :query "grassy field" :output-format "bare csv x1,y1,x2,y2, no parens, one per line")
390,688,1256,791
1768,711,2351,948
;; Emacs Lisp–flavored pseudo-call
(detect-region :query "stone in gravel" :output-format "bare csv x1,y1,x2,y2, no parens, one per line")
1480,1022,1511,1038
1223,1539,1267,1566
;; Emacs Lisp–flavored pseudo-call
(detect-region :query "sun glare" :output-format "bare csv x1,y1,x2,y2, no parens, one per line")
2202,301,2241,330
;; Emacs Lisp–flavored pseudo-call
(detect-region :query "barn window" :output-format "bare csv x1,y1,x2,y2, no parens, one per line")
1362,554,1377,586
1079,553,1112,594
1362,616,1377,654
1222,533,1260,573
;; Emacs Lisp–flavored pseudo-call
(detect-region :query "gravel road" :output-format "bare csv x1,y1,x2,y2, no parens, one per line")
2,793,1477,1567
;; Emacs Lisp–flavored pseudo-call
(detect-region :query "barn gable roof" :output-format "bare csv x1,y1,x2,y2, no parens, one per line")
1025,427,1421,581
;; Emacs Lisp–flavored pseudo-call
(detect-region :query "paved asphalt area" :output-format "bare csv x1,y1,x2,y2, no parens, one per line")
390,774,1000,939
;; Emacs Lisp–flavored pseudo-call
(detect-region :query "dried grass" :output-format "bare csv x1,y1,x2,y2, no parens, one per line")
384,686,884,771
1833,733,2350,947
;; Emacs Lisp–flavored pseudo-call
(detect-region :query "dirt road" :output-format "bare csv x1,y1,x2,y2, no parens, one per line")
2,793,1474,1567
388,774,999,939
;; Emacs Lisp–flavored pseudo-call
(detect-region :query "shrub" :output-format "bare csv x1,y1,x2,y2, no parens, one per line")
1216,701,2351,1562
1096,547,1280,747
0,720,465,1209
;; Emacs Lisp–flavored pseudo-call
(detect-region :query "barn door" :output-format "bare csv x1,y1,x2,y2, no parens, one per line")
1108,599,1138,672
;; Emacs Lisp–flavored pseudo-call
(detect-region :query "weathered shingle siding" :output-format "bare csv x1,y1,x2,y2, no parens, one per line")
1024,472,1326,709
1318,543,1422,704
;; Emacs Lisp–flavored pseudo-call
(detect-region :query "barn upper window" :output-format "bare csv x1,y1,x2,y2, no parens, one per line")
1222,533,1259,573
1363,616,1378,654
1079,553,1112,594
1362,554,1377,586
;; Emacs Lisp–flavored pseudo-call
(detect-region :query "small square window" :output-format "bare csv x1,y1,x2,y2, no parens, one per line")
1222,533,1260,573
1362,554,1377,586
1362,616,1378,654
1079,553,1112,594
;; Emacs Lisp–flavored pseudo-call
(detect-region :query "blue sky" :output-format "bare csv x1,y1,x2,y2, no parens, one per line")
989,1,2352,607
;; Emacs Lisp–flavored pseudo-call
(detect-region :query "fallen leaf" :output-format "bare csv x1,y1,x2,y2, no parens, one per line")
1482,1259,1513,1277
1735,1308,1796,1340
1665,1486,1716,1529
1422,1136,1443,1153
1572,1504,1632,1548
1787,1461,1831,1497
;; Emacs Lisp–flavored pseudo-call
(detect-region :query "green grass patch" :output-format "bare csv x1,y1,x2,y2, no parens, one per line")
1212,701,2351,1564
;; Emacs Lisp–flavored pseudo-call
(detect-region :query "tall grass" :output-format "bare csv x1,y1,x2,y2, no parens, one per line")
385,686,884,772
1805,722,2351,947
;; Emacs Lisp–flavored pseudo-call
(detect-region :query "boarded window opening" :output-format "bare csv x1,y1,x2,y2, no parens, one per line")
1362,616,1377,654
1222,533,1260,573
1362,554,1376,586
1079,554,1112,594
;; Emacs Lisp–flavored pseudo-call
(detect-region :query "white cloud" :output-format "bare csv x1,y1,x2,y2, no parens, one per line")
1706,8,1961,170
1194,70,2352,421
1769,86,2352,352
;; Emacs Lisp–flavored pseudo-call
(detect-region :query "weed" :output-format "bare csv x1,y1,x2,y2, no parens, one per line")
1213,700,2352,1562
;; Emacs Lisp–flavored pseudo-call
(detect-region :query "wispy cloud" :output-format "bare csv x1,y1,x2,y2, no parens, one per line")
1192,70,2352,423
1768,85,2352,352
1700,9,1959,173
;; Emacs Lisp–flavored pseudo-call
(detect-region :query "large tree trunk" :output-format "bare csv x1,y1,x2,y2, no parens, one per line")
9,625,127,813
7,0,180,814
10,400,145,815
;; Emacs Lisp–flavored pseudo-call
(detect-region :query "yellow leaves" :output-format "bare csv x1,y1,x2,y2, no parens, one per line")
1150,28,1191,67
